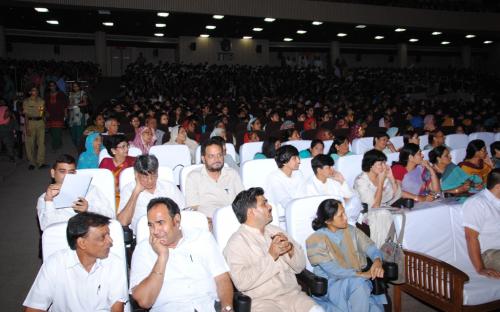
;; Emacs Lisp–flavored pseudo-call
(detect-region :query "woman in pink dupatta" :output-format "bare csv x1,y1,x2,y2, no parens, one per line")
129,126,156,154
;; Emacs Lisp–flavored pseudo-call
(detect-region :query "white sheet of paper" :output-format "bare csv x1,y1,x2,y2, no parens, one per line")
53,174,93,209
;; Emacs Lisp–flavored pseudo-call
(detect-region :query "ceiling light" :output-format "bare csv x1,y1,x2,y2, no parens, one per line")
264,17,275,22
213,15,224,19
465,34,476,39
483,40,493,44
297,30,307,34
34,7,49,13
157,12,169,17
432,31,442,35
155,23,166,28
441,41,450,45
46,20,59,25
253,27,263,32
283,37,293,42
409,38,419,42
154,33,164,37
374,35,384,40
337,33,347,37
243,36,252,39
200,34,210,38
102,22,114,27
355,24,366,29
312,21,323,26
395,28,406,32
205,25,216,30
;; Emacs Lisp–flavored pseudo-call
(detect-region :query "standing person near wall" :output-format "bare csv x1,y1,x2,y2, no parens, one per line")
68,82,88,147
23,86,47,170
44,81,68,151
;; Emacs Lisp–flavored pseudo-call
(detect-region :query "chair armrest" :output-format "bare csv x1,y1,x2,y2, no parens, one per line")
296,269,328,297
233,291,251,312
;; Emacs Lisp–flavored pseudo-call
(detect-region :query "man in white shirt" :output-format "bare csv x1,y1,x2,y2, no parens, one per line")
185,138,243,218
23,212,128,311
463,168,500,279
130,197,234,312
118,155,185,234
37,154,114,231
265,145,304,209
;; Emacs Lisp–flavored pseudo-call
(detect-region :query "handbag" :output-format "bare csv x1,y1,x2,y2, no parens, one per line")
380,213,406,284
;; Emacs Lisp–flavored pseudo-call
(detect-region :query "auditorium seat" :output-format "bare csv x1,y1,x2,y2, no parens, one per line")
298,157,314,180
77,168,116,215
179,164,204,195
419,134,429,150
282,140,312,152
450,148,466,165
119,166,174,193
391,136,404,150
335,154,363,187
445,134,469,150
239,141,263,164
351,137,373,154
240,158,278,189
149,145,191,185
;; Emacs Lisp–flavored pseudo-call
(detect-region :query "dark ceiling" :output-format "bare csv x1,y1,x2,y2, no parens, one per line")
1,2,499,47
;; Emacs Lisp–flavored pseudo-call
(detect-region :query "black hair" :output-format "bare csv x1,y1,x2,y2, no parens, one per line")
361,149,387,172
275,145,299,168
373,131,389,146
487,168,500,190
428,128,444,145
328,136,348,155
309,139,324,151
66,212,110,250
312,199,343,230
284,128,299,141
397,143,420,167
52,154,76,169
402,130,419,145
262,136,281,158
465,139,486,160
232,187,265,224
201,137,224,156
102,134,127,157
490,141,500,156
134,154,159,175
146,197,180,219
311,154,334,174
429,145,448,165
210,136,226,146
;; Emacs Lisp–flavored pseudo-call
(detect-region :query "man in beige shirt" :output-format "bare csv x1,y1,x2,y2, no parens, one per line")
185,138,243,218
223,187,324,312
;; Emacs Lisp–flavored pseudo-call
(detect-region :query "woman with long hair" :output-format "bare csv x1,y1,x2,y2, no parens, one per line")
459,139,494,185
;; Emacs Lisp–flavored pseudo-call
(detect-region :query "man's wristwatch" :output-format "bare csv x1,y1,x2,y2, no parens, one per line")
222,305,233,312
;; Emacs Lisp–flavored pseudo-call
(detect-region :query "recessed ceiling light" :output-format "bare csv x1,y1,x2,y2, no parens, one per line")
46,20,59,25
102,22,114,27
465,34,476,39
213,15,224,19
200,34,210,38
157,12,169,17
155,23,166,28
243,36,252,39
337,33,347,37
441,41,451,45
432,31,442,35
483,40,493,44
264,17,275,22
283,37,293,42
296,30,307,34
312,21,323,26
253,27,263,32
409,38,419,42
355,24,366,29
395,28,406,32
34,7,49,13
205,25,216,30
154,33,164,37
374,35,384,40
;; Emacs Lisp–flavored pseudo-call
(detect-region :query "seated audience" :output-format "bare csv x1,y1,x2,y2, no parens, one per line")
130,197,233,311
77,132,102,169
459,139,494,186
490,141,500,169
37,154,114,231
328,136,354,161
299,139,324,159
373,132,397,154
391,143,441,202
224,188,324,312
185,138,243,218
348,123,365,142
117,155,185,234
130,126,156,155
285,128,301,141
23,212,128,311
103,117,120,136
165,126,198,163
423,128,445,150
254,136,281,159
264,110,282,138
83,113,105,135
402,130,420,146
463,169,500,279
145,116,165,146
210,135,239,171
315,128,334,142
306,199,386,312
157,113,171,143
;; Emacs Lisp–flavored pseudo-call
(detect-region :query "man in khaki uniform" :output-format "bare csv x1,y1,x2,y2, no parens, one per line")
23,87,47,170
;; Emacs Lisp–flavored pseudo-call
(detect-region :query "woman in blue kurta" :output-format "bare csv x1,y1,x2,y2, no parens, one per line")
306,199,386,312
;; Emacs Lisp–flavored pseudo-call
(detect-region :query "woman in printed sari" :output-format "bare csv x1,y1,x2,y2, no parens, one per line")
391,143,440,202
459,139,494,186
306,199,386,312
100,134,136,209
429,146,482,202
76,132,102,169
129,126,156,155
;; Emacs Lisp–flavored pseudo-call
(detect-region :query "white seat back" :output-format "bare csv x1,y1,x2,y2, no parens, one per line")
422,149,431,161
282,140,312,152
299,157,314,180
450,148,466,165
323,140,333,154
136,210,209,244
335,154,363,188
419,135,428,150
240,159,278,189
351,137,374,155
285,195,332,271
119,166,174,193
496,133,500,141
179,164,204,195
149,145,192,185
239,142,264,164
445,134,468,150
390,136,404,150
386,152,400,167
195,143,237,164
99,146,142,164
77,168,116,214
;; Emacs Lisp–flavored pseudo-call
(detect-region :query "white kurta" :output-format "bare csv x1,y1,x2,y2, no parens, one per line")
265,169,304,208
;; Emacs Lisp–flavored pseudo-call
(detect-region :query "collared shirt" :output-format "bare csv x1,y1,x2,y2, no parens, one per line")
353,172,401,210
23,97,45,118
37,185,115,231
463,189,500,252
119,180,186,234
129,229,229,312
23,249,128,312
302,175,354,201
185,166,243,218
265,169,304,208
